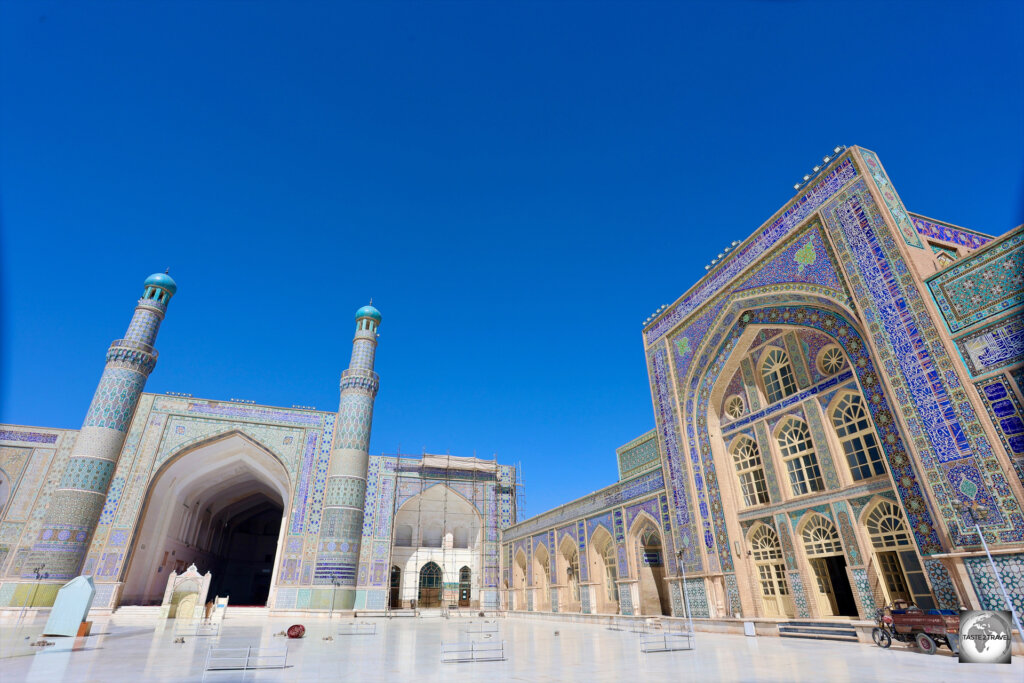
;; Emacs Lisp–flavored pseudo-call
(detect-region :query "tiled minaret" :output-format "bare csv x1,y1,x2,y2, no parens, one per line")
28,272,177,580
319,304,381,608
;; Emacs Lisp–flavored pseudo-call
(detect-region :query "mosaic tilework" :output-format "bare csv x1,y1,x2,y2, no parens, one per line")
831,501,863,566
624,497,662,536
288,432,320,534
849,567,875,616
736,227,843,296
788,569,811,618
741,358,762,412
580,585,591,614
964,553,1024,616
911,214,992,249
0,430,58,445
577,520,589,581
925,226,1023,334
922,559,961,611
646,157,858,343
124,305,163,346
956,316,1024,377
83,368,147,432
724,572,741,616
186,403,323,426
618,580,633,615
59,457,117,494
822,177,1023,545
784,332,811,389
976,377,1024,486
858,149,923,249
648,343,701,572
773,514,798,571
753,423,782,505
803,400,841,491
616,430,660,480
717,368,854,434
669,581,683,616
684,577,710,618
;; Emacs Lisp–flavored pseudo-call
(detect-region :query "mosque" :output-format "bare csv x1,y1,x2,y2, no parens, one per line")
1,146,1022,633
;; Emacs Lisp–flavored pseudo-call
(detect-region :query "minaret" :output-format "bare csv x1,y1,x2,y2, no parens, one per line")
28,272,177,580
320,303,381,608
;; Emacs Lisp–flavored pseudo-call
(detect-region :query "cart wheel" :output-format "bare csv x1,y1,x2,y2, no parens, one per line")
915,632,937,655
875,628,892,649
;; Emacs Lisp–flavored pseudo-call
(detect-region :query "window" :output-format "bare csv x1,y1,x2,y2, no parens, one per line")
731,437,770,507
761,348,798,404
724,395,745,420
801,515,843,556
865,501,911,549
818,345,845,375
777,419,824,495
832,394,886,480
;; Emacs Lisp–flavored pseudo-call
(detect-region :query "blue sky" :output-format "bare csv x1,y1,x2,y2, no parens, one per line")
1,1,1022,518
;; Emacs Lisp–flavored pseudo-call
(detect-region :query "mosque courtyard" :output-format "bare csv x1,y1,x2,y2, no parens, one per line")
1,611,1020,682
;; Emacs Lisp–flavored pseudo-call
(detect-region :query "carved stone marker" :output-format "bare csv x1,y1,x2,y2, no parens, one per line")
43,575,96,637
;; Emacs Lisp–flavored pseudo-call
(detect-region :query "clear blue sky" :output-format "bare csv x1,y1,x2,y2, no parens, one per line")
1,1,1022,518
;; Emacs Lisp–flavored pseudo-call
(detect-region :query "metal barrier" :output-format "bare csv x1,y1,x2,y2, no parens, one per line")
174,619,221,637
202,645,288,679
337,622,377,635
639,632,695,653
441,640,506,663
464,620,499,634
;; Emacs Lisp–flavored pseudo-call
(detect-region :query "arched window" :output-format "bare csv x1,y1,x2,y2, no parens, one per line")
817,345,845,375
724,395,745,420
831,394,886,481
801,516,843,556
865,500,911,549
395,524,413,546
761,348,798,404
749,525,791,617
731,436,770,507
777,419,824,495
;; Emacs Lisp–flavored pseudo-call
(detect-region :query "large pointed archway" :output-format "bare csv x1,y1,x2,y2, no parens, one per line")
120,433,291,607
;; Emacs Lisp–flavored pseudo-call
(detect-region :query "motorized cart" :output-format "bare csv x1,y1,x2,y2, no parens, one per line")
872,600,960,655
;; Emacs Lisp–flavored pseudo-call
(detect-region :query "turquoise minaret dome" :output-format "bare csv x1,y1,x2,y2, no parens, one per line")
144,271,177,296
355,303,381,322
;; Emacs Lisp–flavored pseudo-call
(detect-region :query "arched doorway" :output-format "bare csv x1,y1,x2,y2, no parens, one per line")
418,561,443,607
862,499,935,608
458,566,471,607
513,549,528,610
120,433,290,607
630,517,670,615
559,536,581,613
798,514,858,617
389,566,402,609
588,527,619,614
533,544,551,611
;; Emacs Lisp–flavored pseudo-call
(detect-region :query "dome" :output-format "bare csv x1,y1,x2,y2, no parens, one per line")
355,304,382,322
144,272,177,295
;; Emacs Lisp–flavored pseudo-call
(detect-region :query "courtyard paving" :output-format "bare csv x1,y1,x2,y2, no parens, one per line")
0,611,1021,682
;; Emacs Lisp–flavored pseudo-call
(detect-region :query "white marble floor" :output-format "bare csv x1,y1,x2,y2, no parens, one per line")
1,612,1020,682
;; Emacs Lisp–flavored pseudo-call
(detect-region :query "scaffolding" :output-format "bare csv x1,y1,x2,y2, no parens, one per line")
382,450,520,614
